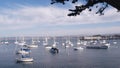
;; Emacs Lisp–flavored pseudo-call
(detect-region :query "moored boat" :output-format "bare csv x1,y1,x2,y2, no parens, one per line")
16,54,33,62
86,45,108,49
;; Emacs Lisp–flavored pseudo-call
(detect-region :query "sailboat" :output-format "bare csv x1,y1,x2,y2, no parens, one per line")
64,37,73,48
49,38,59,54
43,37,48,46
74,38,83,51
16,47,31,54
113,41,117,44
27,37,38,48
77,39,81,45
18,37,26,46
14,37,19,45
4,37,9,44
16,36,30,54
16,53,33,62
37,37,40,43
43,37,52,49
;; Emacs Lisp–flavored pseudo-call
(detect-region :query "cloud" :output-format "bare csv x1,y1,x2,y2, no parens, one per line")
0,5,119,25
0,5,119,36
27,26,120,36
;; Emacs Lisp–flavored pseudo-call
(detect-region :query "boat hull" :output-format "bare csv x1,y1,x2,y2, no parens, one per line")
16,58,33,62
86,45,108,49
28,45,38,48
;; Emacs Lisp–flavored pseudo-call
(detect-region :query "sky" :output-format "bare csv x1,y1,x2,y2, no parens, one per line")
0,0,120,37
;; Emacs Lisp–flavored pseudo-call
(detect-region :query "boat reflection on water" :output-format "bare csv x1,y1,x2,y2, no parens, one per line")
16,61,33,65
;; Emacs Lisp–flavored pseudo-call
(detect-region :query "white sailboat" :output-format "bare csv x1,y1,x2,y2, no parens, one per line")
74,37,83,50
50,38,59,53
113,41,117,44
14,37,19,45
43,37,52,49
64,37,73,48
18,37,26,46
16,54,33,62
37,37,40,43
101,40,110,48
27,37,38,48
43,37,48,46
76,37,82,45
16,47,31,54
4,37,9,44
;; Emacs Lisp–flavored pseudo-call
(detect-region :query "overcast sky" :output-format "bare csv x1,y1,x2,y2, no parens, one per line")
0,0,120,37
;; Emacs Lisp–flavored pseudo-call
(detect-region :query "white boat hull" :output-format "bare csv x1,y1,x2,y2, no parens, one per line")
74,47,83,50
17,50,30,54
28,45,38,48
45,46,52,49
16,58,33,62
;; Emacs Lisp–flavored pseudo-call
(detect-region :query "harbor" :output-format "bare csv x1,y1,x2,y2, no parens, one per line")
0,35,120,68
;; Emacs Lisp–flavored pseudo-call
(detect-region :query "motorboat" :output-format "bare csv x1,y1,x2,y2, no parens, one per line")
50,47,59,54
49,38,59,54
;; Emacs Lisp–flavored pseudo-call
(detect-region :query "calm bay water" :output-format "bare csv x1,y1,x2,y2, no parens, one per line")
0,38,120,68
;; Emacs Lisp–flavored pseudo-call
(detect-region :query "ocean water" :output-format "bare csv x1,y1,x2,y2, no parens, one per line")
0,38,120,68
